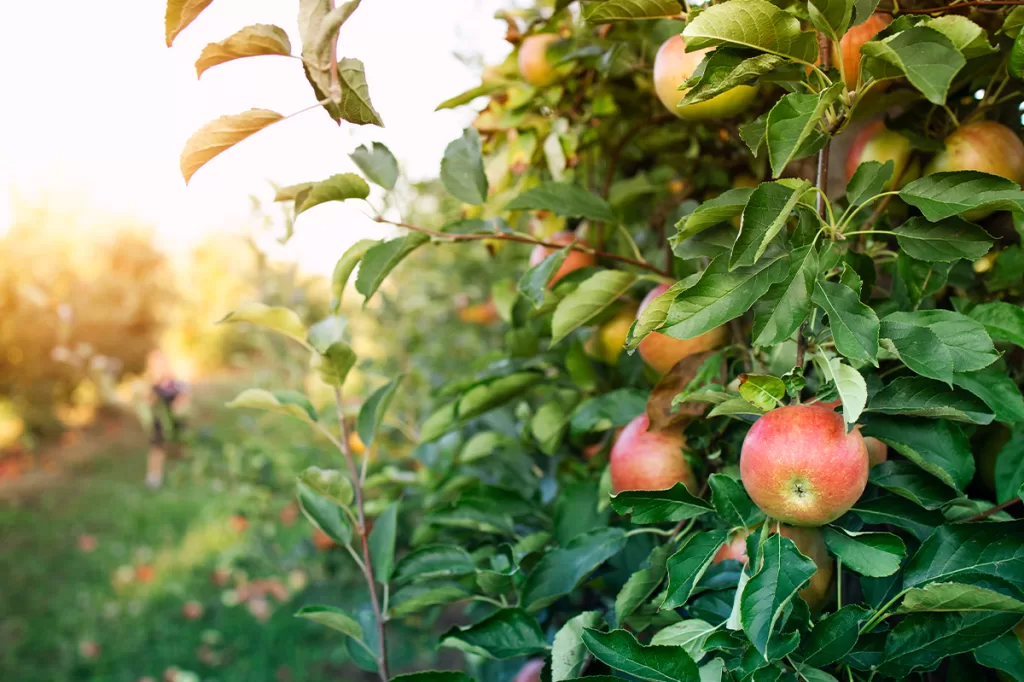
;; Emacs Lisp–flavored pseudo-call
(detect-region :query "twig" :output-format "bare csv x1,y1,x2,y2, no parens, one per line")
815,33,832,221
334,387,389,681
375,217,672,277
795,322,807,371
960,497,1021,523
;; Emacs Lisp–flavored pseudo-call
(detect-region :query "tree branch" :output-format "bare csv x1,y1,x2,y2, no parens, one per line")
960,497,1021,523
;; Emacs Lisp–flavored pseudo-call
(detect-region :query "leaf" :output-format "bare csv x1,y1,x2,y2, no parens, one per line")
969,302,1024,349
331,239,376,310
847,160,894,207
765,87,842,179
581,628,701,682
1014,25,1024,79
355,231,430,302
650,619,717,659
625,278,694,351
298,173,371,214
808,0,854,40
389,673,474,682
867,376,994,424
436,80,510,110
880,611,1021,678
802,605,870,667
195,24,292,78
952,365,1024,425
741,534,818,659
662,530,730,609
313,341,357,387
812,279,880,365
648,351,724,429
753,245,818,347
868,460,962,509
995,431,1024,504
552,611,603,681
823,527,906,577
740,116,768,157
813,354,867,426
298,467,354,507
441,128,488,205
902,520,1024,589
218,302,309,347
551,271,638,346
295,605,363,641
227,388,317,423
662,253,789,341
681,49,785,107
368,501,398,584
732,180,811,268
570,388,648,437
506,183,616,223
389,583,468,617
357,376,403,450
739,374,785,411
165,0,215,46
615,545,673,626
861,415,974,492
180,109,284,184
583,0,683,22
900,581,1024,613
439,608,547,659
849,494,943,542
519,244,571,306
521,528,628,612
976,632,1024,679
884,310,999,373
899,171,1024,221
879,319,953,384
297,481,351,545
710,474,764,529
861,27,965,104
893,216,994,262
676,188,754,241
335,57,383,125
926,15,997,60
610,483,714,524
393,545,477,585
682,0,819,63
350,142,399,190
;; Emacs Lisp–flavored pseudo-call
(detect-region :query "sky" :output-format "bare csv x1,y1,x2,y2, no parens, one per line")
0,0,512,274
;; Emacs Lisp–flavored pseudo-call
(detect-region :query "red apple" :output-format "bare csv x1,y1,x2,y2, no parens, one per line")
518,34,566,87
740,405,869,526
926,121,1024,186
513,659,545,682
182,600,204,620
836,14,890,90
528,231,596,286
654,35,758,120
845,121,912,186
865,436,887,467
637,284,730,375
610,413,697,493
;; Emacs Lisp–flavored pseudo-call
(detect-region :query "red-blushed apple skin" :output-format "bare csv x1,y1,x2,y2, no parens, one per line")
637,284,730,375
740,405,869,526
926,121,1024,184
864,436,887,467
653,35,758,120
513,658,545,682
518,35,562,87
529,231,596,286
836,14,890,90
711,525,834,610
610,413,696,494
845,121,912,185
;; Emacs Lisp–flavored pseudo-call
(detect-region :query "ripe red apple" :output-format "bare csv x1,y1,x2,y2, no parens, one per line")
528,231,596,286
926,121,1024,187
518,34,566,87
836,14,890,90
513,659,545,682
740,405,869,526
229,514,249,533
845,121,912,186
610,413,696,493
312,528,336,551
654,35,758,120
586,303,639,365
637,284,730,375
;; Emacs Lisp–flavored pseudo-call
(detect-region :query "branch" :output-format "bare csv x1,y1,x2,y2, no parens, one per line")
960,497,1021,523
878,0,1024,13
375,217,672,277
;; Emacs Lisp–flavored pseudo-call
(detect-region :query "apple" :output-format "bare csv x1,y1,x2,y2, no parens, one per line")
458,298,499,325
78,638,101,660
654,35,758,120
836,14,890,91
182,600,204,620
610,413,697,493
865,436,888,467
312,528,336,551
740,404,869,526
518,34,567,87
229,514,249,533
587,303,639,365
927,121,1024,190
637,284,730,375
528,231,596,286
513,659,545,682
845,121,912,186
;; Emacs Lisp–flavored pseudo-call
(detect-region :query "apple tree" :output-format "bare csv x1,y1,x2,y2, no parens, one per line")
166,0,1024,679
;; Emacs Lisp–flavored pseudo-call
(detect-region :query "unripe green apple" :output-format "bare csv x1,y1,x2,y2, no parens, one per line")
740,405,869,526
518,34,566,87
610,413,696,493
653,35,758,120
528,231,596,286
637,284,730,375
836,14,890,91
845,121,912,187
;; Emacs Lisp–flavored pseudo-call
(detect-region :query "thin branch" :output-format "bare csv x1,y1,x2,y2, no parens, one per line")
960,497,1021,523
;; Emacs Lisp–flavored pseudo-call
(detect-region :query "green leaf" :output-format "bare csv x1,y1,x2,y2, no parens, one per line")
861,27,965,104
885,309,999,373
521,528,628,612
298,467,354,507
995,431,1024,504
219,302,309,348
552,611,603,681
676,188,753,241
519,244,571,306
1013,26,1024,79
506,183,616,223
368,501,398,584
650,619,718,659
663,253,789,341
808,0,854,40
307,314,346,353
439,608,547,659
880,611,1021,678
335,57,384,126
952,365,1024,425
551,270,638,346
741,534,818,659
899,171,1024,222
583,0,683,22
610,483,714,524
313,341,357,387
581,628,701,682
436,80,511,110
975,631,1024,680
389,673,474,682
440,128,488,205
355,231,430,302
570,389,648,436
615,544,674,626
879,319,953,384
861,415,974,491
802,605,870,667
682,0,818,63
902,520,1024,589
357,376,402,451
893,217,994,262
331,239,376,311
732,180,811,268
739,374,785,411
869,460,958,509
926,15,997,60
740,116,768,157
662,530,730,609
823,527,906,577
752,245,818,347
900,581,1024,613
425,499,515,536
707,397,766,419
969,301,1024,349
393,545,477,585
297,481,351,546
165,0,215,46
350,142,398,190
765,87,842,179
709,474,764,529
624,278,695,351
195,24,292,78
813,353,867,426
389,583,468,617
681,49,785,107
227,388,318,423
295,604,363,640
812,279,880,365
850,494,943,542
867,376,994,424
846,160,894,207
